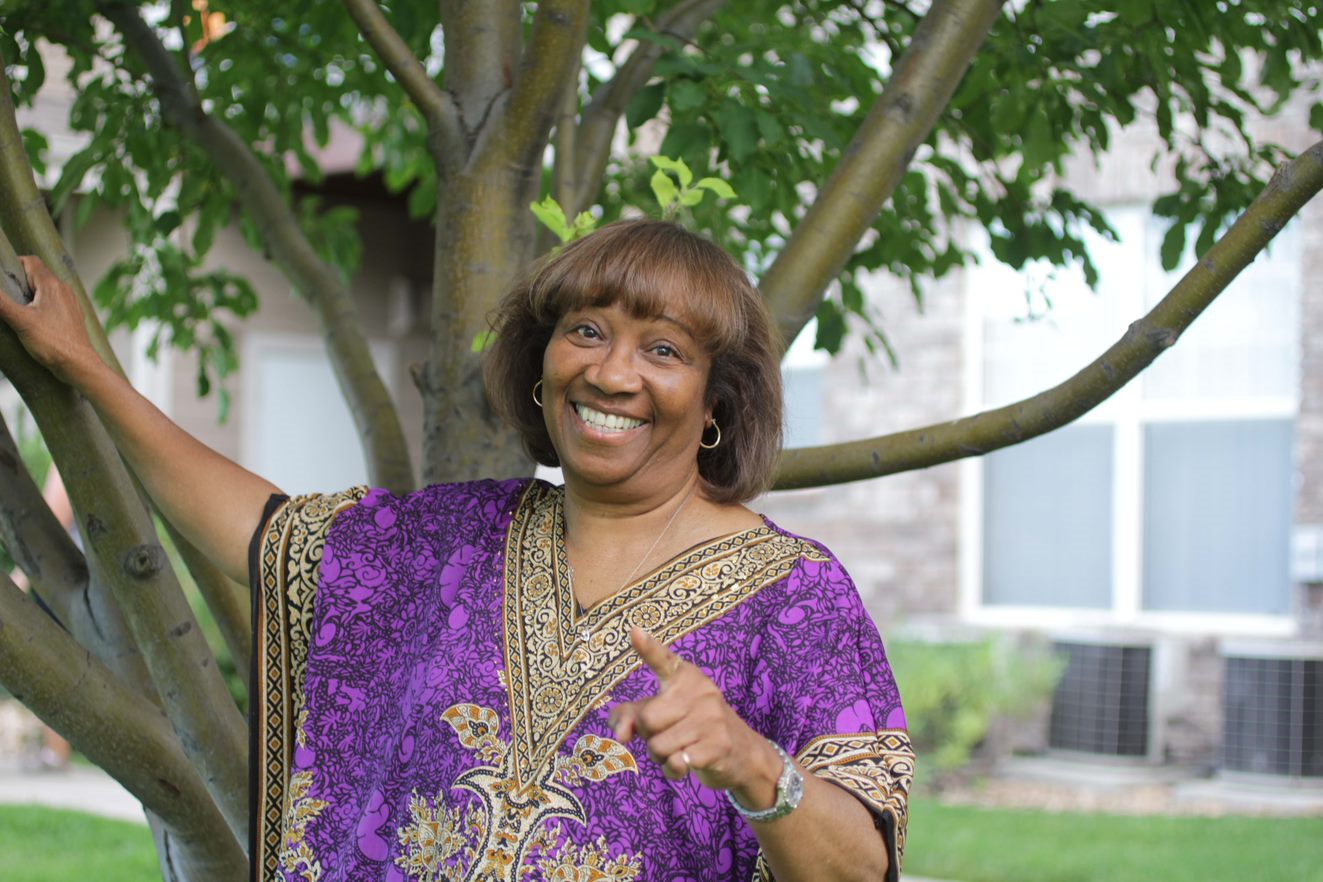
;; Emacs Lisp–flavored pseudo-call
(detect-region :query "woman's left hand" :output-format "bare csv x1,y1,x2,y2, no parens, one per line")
609,627,781,809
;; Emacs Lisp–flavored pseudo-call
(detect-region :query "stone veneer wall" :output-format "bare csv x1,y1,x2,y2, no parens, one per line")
757,269,966,631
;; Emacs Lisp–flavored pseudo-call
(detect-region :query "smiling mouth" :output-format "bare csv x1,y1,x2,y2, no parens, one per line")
574,403,646,433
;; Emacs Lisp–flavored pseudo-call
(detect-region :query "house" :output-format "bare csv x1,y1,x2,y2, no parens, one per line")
761,86,1323,778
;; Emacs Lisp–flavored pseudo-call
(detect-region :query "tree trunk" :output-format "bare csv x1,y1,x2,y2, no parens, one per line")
421,171,540,484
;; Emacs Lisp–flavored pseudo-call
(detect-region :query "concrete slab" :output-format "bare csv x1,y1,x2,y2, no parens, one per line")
0,763,145,825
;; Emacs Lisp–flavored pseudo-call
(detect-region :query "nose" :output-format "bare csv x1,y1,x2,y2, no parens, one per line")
585,341,642,395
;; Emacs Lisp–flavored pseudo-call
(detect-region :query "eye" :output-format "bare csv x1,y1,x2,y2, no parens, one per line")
650,342,681,360
570,323,601,340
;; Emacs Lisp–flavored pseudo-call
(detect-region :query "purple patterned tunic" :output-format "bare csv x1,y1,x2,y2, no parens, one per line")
251,479,912,882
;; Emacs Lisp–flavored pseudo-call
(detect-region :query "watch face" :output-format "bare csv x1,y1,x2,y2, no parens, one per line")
784,769,805,809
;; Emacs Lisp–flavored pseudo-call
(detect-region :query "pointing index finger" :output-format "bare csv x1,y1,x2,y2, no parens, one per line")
631,627,681,685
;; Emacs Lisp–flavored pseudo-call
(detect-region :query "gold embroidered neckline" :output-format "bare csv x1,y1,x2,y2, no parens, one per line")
500,481,824,784
551,489,775,633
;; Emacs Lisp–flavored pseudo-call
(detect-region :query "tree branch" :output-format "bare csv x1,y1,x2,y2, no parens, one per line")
166,523,250,675
480,0,590,173
773,141,1323,489
570,0,725,214
100,0,415,493
0,409,87,619
552,61,581,214
760,0,1006,348
440,0,522,141
0,570,246,878
340,0,461,164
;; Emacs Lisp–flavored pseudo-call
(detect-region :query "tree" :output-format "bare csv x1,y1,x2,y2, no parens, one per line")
0,0,1320,877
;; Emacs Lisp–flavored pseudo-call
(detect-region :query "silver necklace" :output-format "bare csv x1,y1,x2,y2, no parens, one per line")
566,482,697,630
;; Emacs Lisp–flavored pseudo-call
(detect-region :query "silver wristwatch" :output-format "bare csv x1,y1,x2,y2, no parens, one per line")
727,740,804,822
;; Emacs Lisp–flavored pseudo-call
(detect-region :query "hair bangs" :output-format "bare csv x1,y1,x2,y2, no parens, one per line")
527,222,748,356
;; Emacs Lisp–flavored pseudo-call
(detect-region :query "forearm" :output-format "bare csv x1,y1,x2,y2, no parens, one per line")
736,749,889,882
67,349,279,583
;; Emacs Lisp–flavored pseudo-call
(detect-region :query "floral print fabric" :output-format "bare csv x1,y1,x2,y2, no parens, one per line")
254,478,912,882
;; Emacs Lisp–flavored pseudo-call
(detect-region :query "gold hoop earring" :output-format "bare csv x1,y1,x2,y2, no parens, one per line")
699,419,721,450
532,379,544,408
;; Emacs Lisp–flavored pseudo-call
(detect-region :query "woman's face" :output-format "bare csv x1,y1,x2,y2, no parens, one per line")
541,300,712,500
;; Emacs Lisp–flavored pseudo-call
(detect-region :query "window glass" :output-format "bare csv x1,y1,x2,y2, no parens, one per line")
983,425,1114,608
782,320,829,448
1142,419,1294,614
1141,220,1300,402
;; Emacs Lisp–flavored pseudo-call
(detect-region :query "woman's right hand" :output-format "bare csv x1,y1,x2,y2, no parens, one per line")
0,256,101,384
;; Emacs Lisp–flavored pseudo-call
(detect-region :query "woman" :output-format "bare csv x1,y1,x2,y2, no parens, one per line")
1,220,912,882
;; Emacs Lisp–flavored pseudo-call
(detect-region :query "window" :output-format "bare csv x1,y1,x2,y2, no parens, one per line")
242,334,399,496
967,206,1300,627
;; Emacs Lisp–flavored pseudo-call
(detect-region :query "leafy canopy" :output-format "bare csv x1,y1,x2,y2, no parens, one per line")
2,0,1319,384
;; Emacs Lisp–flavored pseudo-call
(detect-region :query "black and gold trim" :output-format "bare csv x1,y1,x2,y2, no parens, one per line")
252,487,366,882
754,729,915,882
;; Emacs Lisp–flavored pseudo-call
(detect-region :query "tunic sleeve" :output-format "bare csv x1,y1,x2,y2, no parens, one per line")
249,487,367,882
752,550,915,882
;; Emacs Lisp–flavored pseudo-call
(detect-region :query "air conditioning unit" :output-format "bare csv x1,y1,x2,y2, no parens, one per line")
1222,643,1323,777
1048,640,1152,758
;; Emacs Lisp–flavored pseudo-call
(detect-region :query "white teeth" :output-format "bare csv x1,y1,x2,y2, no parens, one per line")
575,404,644,432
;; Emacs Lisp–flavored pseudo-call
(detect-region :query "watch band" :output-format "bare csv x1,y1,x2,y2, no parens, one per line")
726,739,805,822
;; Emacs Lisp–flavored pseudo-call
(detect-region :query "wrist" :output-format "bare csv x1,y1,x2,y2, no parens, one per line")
56,346,110,389
728,738,784,812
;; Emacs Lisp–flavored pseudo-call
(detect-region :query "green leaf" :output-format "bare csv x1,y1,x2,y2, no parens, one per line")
530,196,572,242
649,155,693,187
155,210,182,236
714,101,759,163
814,300,847,354
1159,222,1186,272
1311,101,1323,135
471,329,497,353
659,123,710,164
669,79,706,113
649,168,678,211
679,188,704,207
570,211,598,240
694,177,736,199
754,110,786,147
625,82,665,130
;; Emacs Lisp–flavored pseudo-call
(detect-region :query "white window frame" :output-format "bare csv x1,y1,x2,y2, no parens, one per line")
959,209,1299,638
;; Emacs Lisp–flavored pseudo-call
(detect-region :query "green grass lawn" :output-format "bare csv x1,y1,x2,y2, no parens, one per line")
2,801,1322,881
906,798,1323,882
0,806,158,882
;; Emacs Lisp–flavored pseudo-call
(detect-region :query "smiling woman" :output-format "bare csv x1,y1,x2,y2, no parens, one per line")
0,221,913,882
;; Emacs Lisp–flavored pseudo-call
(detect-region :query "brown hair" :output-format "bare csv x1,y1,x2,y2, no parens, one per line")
484,219,783,504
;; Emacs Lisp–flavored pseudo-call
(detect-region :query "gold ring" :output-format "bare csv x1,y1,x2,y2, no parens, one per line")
681,751,692,773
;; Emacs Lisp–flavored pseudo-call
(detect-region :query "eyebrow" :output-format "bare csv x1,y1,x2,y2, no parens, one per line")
654,312,698,338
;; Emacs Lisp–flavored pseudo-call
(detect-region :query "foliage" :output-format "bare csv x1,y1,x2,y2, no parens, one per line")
2,1,1317,372
889,636,1062,781
906,799,1323,882
530,195,599,246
